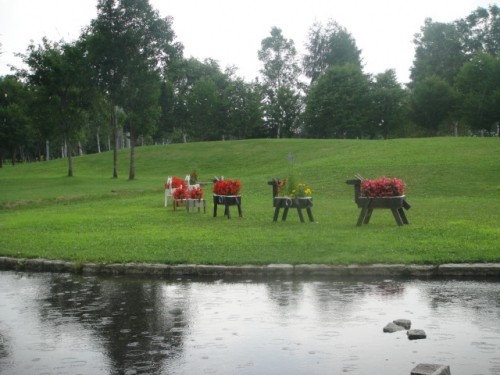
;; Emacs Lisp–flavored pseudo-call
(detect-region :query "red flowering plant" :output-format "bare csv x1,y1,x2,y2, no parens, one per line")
213,179,242,196
189,186,205,200
361,177,406,197
172,185,188,200
165,176,186,189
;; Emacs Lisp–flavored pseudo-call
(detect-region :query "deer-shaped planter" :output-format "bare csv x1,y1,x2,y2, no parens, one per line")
346,179,410,226
268,179,314,223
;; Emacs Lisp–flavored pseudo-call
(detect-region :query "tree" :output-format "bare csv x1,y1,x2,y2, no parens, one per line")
18,39,92,176
303,64,371,138
85,0,183,179
369,70,407,139
455,53,500,134
303,19,362,85
223,78,264,139
409,75,459,135
456,5,500,57
0,75,31,166
122,67,160,179
258,27,301,138
411,18,466,85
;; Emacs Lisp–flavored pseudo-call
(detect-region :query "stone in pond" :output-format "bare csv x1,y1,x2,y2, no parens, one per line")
411,363,451,375
407,329,427,340
383,322,405,333
393,318,411,329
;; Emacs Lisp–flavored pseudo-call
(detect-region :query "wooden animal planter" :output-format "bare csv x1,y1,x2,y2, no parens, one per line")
346,178,410,226
268,179,314,223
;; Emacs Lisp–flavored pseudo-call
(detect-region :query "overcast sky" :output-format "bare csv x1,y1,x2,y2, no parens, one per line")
0,0,494,84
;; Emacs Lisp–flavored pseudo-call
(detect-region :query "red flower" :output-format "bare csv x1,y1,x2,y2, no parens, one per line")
173,185,188,199
213,179,241,196
165,176,186,189
361,177,406,197
189,186,205,199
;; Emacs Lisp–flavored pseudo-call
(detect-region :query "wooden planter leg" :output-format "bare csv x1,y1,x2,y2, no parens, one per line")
282,207,289,221
398,208,409,224
297,208,305,223
237,203,242,217
273,207,280,222
213,202,218,217
224,204,231,219
364,208,373,224
306,208,314,222
357,202,370,226
391,208,404,226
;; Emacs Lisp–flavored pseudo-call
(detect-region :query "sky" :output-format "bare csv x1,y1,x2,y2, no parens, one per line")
0,0,495,84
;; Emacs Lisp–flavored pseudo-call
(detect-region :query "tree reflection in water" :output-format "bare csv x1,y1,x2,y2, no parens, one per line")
1,272,500,375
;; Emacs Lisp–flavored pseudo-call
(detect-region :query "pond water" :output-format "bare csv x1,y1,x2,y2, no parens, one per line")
0,271,499,375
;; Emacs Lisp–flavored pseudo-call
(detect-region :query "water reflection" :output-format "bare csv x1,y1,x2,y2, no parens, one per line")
0,271,499,375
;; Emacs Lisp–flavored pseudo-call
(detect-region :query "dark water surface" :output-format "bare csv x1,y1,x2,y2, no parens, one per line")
0,271,499,375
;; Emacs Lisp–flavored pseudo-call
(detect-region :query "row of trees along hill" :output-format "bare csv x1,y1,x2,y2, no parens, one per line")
0,1,499,178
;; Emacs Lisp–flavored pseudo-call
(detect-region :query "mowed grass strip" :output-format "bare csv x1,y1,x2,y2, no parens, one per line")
0,137,499,265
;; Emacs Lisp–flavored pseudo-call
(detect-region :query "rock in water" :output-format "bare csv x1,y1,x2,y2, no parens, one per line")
411,363,451,375
393,318,411,329
383,322,406,333
407,329,427,340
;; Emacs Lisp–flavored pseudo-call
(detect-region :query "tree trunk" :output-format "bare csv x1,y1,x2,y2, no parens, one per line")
96,127,101,153
66,139,73,177
111,104,118,178
45,140,50,161
128,125,135,180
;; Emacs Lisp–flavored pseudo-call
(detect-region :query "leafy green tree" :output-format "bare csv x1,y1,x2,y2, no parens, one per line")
186,76,220,140
122,67,160,179
85,0,182,179
303,19,362,85
303,64,371,138
167,58,225,142
409,75,459,135
0,76,31,166
455,53,500,134
456,5,500,57
18,39,92,176
411,19,466,85
369,70,407,139
258,27,301,138
156,80,175,143
223,78,264,139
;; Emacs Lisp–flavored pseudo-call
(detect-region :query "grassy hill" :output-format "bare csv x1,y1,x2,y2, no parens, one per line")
1,137,499,265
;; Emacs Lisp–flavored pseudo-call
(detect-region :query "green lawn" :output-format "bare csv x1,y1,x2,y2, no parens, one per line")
1,137,499,265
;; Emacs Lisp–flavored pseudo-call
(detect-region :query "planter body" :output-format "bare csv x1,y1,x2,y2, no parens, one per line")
186,198,206,213
213,195,242,219
273,196,314,222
